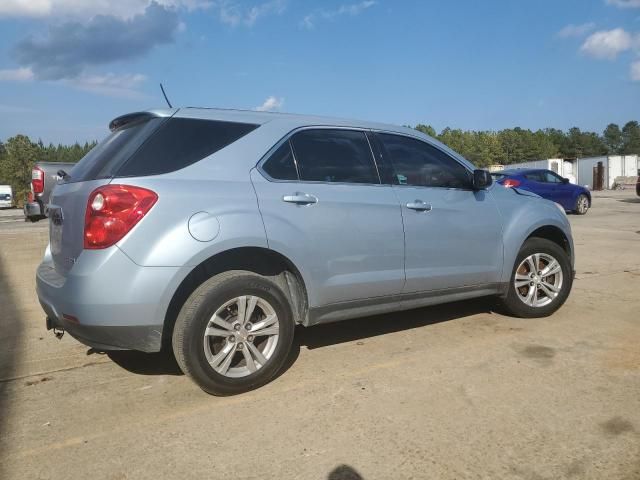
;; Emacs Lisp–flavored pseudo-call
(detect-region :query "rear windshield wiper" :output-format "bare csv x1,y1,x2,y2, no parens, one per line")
57,169,70,180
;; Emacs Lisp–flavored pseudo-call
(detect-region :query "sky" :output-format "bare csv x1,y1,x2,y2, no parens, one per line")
0,0,639,144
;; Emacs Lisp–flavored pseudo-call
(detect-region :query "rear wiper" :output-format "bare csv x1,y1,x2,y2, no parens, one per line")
57,169,70,180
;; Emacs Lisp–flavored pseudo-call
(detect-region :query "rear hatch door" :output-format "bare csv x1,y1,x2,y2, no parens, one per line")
48,114,165,275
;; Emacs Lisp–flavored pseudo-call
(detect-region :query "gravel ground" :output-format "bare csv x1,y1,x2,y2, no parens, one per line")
0,190,638,480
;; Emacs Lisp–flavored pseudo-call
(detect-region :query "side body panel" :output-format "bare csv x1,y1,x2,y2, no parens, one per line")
250,168,405,308
393,186,504,292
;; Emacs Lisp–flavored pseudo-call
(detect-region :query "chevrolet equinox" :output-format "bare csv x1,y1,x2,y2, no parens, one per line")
36,108,574,395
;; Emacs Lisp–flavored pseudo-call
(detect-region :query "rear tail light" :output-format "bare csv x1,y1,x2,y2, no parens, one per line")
32,167,45,194
502,178,521,188
84,185,158,249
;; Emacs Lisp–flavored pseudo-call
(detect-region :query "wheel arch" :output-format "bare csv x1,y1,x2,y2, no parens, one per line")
161,246,308,349
525,225,572,261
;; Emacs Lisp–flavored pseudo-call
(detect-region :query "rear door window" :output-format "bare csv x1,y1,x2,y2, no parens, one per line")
290,129,379,184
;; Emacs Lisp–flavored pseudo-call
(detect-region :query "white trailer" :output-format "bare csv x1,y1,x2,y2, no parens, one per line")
496,158,577,183
503,155,639,190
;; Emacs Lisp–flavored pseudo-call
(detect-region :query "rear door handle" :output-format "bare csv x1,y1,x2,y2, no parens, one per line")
282,193,318,205
406,200,432,212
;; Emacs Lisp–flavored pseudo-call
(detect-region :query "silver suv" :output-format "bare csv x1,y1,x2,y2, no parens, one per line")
37,108,574,395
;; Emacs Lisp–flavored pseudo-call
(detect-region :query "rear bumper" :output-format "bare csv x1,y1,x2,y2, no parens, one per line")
36,246,187,352
24,201,43,218
45,314,163,352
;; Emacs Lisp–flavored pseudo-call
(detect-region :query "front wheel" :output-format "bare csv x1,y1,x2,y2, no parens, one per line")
500,238,573,318
574,194,589,215
172,270,295,395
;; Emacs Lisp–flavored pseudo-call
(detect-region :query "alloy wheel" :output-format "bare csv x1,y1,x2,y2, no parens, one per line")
514,253,564,308
203,295,280,378
577,196,588,214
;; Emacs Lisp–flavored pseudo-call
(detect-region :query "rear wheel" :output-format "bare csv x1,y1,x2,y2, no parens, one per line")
574,194,589,215
501,238,572,318
172,270,295,395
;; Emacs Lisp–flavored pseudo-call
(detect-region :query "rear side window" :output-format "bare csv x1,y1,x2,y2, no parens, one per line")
117,118,258,177
524,172,544,182
290,129,379,184
66,117,258,182
262,141,298,180
377,133,470,189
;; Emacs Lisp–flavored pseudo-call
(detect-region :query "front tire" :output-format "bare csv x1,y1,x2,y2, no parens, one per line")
574,194,589,215
500,238,573,318
172,270,295,395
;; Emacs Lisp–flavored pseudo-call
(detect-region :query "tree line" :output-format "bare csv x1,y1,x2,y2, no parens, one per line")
0,135,96,205
0,121,639,205
414,120,640,168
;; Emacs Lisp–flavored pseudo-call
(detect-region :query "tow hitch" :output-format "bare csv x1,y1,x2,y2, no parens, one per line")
45,317,65,340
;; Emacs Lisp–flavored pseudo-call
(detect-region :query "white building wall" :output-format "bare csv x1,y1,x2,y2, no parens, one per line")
576,156,606,190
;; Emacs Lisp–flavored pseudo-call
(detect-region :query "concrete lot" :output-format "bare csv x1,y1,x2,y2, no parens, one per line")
0,191,638,480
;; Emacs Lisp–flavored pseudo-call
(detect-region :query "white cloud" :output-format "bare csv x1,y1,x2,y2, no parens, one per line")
65,73,148,98
0,67,34,81
557,22,596,38
255,96,284,111
580,28,634,59
301,1,376,29
606,0,640,8
217,0,286,27
0,0,212,19
631,60,640,81
0,66,147,98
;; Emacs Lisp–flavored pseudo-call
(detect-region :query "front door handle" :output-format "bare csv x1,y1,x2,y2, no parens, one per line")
406,200,432,212
282,193,318,205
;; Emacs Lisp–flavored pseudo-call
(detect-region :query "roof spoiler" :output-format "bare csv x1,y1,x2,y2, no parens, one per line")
109,112,160,131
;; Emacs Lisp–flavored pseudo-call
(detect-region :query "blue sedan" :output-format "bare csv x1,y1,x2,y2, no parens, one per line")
492,168,591,215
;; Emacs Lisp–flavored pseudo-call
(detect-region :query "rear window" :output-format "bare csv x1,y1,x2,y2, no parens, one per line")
66,117,258,182
68,119,162,183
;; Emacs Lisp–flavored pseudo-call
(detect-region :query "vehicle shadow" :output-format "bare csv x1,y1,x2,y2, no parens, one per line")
297,297,494,350
0,254,24,478
105,350,183,376
618,198,640,204
103,297,494,380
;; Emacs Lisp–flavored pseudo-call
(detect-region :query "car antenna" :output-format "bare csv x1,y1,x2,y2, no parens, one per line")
160,83,173,108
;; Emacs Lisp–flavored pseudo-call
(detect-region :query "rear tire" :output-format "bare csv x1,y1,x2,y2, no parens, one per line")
500,238,572,318
574,194,589,215
172,270,295,395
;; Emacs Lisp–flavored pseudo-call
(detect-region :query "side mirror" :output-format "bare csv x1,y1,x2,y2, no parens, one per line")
472,169,493,190
561,177,569,184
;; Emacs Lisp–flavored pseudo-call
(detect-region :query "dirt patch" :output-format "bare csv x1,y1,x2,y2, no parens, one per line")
520,344,556,360
600,416,635,436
